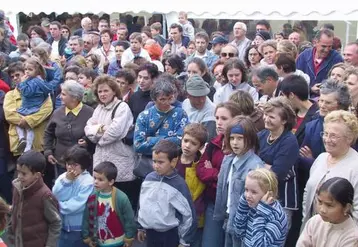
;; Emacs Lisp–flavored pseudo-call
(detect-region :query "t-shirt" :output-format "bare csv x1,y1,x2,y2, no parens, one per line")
97,192,125,247
293,116,304,134
51,40,60,60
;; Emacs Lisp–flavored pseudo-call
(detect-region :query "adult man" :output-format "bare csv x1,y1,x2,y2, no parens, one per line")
68,36,84,57
41,18,51,40
82,34,95,56
117,27,129,42
185,32,219,69
230,22,251,61
98,19,109,33
9,33,31,58
73,17,92,37
88,31,101,49
343,42,358,67
47,21,67,60
289,31,301,46
296,28,343,97
110,19,120,41
211,36,228,56
256,20,271,32
163,23,190,56
182,75,216,140
219,44,238,62
251,66,279,102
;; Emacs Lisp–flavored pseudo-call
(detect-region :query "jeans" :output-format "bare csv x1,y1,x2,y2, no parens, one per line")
201,202,225,247
224,232,242,247
58,230,88,247
146,227,179,247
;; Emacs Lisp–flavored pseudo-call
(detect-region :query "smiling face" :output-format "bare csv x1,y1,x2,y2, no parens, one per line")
244,177,266,208
322,121,352,157
263,107,286,132
316,34,333,59
97,83,116,105
330,67,345,83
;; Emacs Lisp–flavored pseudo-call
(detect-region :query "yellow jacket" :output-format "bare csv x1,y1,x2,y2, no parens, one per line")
4,89,53,156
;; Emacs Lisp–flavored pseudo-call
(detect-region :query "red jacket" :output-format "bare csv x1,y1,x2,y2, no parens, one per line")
0,79,10,93
196,134,226,203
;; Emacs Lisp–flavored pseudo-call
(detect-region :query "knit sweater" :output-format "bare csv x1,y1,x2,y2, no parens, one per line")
52,171,94,231
234,195,288,247
297,215,358,247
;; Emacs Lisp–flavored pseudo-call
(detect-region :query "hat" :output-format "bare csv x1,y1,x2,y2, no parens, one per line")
212,36,228,45
0,10,5,21
256,30,271,41
41,18,50,27
186,75,210,97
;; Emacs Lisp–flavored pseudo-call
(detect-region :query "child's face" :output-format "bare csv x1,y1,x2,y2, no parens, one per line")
24,64,37,78
66,162,83,175
230,133,245,155
316,191,350,224
116,77,130,94
65,72,78,81
16,164,41,188
244,177,266,208
152,152,176,176
10,70,25,84
181,134,202,157
78,73,92,87
130,39,141,53
150,28,159,37
93,171,114,192
178,14,186,24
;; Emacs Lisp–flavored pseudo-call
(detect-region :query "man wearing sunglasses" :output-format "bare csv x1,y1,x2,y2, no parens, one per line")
220,44,238,61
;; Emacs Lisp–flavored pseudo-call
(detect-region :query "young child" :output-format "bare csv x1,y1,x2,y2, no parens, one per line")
16,57,52,153
297,177,358,246
0,197,10,247
8,150,62,247
120,32,151,67
234,168,288,247
150,22,166,47
215,116,264,247
176,123,208,247
178,11,194,40
137,139,197,247
82,161,136,247
78,67,97,108
52,145,94,247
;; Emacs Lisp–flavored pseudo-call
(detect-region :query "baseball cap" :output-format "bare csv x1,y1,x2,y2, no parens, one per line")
186,75,210,97
211,36,228,45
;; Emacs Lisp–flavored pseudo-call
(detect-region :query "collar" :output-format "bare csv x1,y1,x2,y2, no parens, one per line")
65,102,83,116
195,50,209,58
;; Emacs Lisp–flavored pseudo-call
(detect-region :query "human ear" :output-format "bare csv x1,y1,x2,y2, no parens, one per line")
343,203,352,216
170,157,178,168
109,179,115,187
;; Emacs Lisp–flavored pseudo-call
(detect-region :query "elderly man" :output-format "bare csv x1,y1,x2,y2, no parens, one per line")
219,44,239,61
343,42,358,67
82,34,96,56
73,17,92,37
230,22,251,61
182,75,216,140
68,36,84,58
296,28,343,97
251,66,280,102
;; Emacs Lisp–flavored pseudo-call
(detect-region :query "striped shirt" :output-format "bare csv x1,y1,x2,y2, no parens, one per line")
234,195,288,247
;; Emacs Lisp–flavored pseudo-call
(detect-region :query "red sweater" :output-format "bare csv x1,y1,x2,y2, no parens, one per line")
196,134,226,203
0,79,10,93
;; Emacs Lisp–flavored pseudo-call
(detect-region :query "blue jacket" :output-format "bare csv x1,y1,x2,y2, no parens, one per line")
214,150,264,235
138,170,197,246
46,62,63,92
258,130,299,209
52,170,94,232
185,50,219,70
107,59,122,77
17,77,52,115
296,48,343,89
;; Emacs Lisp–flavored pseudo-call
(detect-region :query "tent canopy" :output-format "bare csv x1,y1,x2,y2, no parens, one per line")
3,1,358,21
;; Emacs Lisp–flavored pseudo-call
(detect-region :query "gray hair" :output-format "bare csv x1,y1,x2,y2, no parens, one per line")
320,79,351,110
30,37,44,48
81,17,92,27
150,74,177,101
252,66,279,83
233,22,247,32
36,42,52,54
70,35,84,46
60,80,85,102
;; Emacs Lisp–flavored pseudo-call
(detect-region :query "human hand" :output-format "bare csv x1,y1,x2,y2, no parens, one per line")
47,155,58,165
60,56,66,67
19,118,29,129
204,160,213,169
20,74,28,82
261,191,274,205
264,163,272,169
78,139,87,147
311,84,321,95
299,146,313,158
137,231,146,243
66,169,78,181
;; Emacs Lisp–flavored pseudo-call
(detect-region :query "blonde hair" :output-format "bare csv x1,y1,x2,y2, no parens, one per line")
259,40,277,55
277,40,298,59
324,110,358,145
343,65,358,81
247,168,279,199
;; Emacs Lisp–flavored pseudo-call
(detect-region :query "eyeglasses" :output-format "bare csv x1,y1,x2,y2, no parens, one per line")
320,131,345,142
84,41,92,44
221,52,235,58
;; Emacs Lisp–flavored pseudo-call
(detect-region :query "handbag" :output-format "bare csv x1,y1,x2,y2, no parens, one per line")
132,108,175,178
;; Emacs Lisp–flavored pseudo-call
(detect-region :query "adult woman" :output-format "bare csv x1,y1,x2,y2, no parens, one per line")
134,74,189,156
229,89,265,131
277,40,298,59
44,80,94,177
85,75,137,205
85,53,100,74
197,101,241,247
345,66,358,112
258,96,299,233
28,26,48,41
244,45,263,71
95,28,115,73
302,110,358,228
212,59,226,90
328,62,346,83
164,54,186,79
300,80,351,172
259,40,277,66
61,25,71,40
214,58,258,104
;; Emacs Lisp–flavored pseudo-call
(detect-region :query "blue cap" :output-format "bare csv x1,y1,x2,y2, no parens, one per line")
212,36,228,45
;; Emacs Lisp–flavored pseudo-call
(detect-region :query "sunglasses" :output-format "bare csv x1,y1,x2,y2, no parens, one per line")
221,52,235,58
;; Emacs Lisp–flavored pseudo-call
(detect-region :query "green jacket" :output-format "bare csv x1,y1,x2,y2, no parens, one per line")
82,187,136,243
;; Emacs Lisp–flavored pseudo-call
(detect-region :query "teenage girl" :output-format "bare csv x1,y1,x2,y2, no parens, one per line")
297,177,358,247
214,116,264,247
0,197,10,247
16,57,51,153
234,168,288,247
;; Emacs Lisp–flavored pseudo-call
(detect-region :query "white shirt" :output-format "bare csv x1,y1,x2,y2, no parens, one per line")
121,48,151,67
214,82,259,105
51,40,60,60
227,156,239,213
182,97,215,123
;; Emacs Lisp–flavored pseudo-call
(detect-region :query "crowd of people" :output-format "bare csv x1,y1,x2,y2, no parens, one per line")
0,8,358,247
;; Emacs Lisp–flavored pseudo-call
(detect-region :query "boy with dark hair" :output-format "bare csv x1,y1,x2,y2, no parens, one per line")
78,67,97,108
150,22,166,47
8,150,62,247
115,69,136,102
137,139,197,247
121,32,151,67
176,123,208,247
52,145,94,247
82,161,136,247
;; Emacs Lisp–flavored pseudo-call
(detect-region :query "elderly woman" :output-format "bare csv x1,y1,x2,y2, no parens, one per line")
134,73,189,157
302,110,358,228
300,80,351,171
328,62,346,83
44,80,94,177
84,75,138,206
258,96,299,234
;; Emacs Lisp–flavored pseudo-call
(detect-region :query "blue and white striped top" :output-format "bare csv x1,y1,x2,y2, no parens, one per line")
234,195,288,247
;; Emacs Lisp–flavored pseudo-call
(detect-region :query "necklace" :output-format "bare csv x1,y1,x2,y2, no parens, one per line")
267,133,279,145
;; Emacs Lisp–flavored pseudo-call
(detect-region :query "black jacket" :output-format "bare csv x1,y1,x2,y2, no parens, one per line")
295,100,319,146
128,89,152,123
